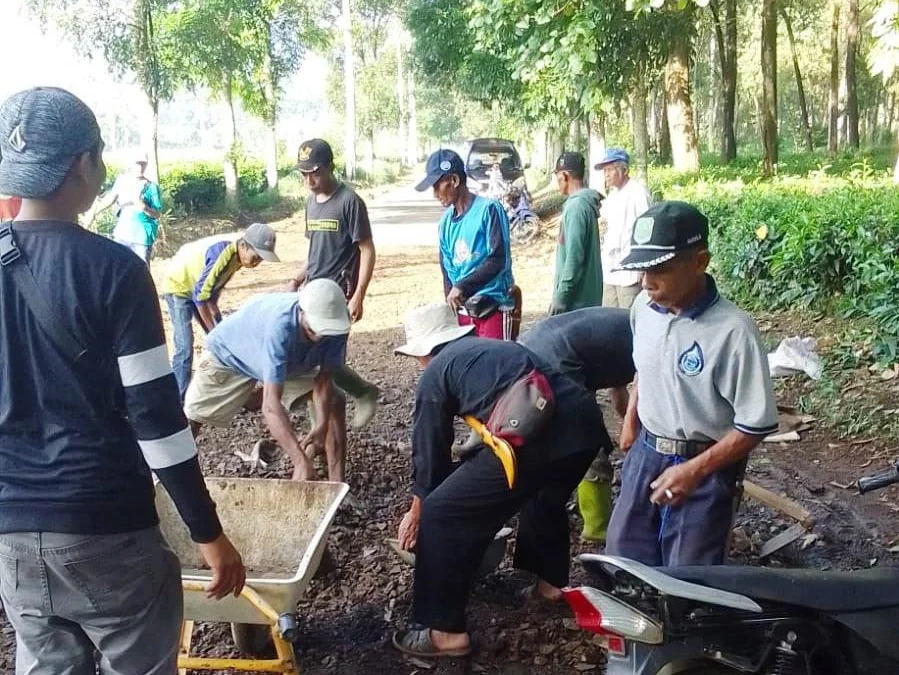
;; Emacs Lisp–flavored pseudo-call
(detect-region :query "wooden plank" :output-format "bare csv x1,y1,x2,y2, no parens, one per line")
759,523,806,558
744,480,815,528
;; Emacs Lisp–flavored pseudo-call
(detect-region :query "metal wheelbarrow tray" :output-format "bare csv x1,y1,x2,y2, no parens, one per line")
154,477,349,674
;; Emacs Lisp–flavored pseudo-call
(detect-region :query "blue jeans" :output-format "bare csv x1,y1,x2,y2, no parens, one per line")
605,428,740,566
165,294,195,402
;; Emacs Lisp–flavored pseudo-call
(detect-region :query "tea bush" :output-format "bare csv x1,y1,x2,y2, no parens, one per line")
159,159,268,212
647,151,899,362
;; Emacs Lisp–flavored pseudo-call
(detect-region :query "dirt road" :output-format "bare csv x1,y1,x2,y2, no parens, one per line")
2,181,899,673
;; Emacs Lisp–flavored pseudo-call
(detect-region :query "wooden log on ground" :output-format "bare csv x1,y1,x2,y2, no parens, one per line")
744,479,815,528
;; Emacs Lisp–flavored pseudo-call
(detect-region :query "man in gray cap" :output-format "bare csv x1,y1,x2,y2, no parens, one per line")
0,87,245,672
161,223,281,401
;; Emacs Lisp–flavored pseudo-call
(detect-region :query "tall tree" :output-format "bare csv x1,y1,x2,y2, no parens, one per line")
709,0,738,162
844,0,861,148
26,0,176,179
241,0,328,189
828,0,841,154
780,4,813,152
760,0,778,175
160,0,255,205
665,26,701,171
342,0,357,178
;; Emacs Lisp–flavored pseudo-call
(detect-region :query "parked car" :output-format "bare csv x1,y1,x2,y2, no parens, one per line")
464,138,527,195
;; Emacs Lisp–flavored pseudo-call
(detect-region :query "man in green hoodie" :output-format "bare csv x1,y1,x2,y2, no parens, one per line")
550,152,603,315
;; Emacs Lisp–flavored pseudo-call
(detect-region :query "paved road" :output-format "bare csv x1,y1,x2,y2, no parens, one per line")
366,182,444,247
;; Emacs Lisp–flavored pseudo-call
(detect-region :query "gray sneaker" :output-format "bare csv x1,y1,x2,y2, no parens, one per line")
351,385,380,429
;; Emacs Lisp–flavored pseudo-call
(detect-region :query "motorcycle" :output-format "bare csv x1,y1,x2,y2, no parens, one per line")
562,463,899,674
504,182,540,246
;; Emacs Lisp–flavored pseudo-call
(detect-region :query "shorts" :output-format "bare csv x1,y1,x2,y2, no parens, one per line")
184,350,316,427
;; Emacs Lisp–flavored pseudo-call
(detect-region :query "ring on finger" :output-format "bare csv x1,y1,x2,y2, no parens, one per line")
664,488,674,500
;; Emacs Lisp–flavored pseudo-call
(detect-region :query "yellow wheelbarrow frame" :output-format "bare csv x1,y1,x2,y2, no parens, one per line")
178,580,298,675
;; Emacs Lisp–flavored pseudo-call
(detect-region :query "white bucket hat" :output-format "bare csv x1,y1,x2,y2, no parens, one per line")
395,303,474,357
298,279,351,337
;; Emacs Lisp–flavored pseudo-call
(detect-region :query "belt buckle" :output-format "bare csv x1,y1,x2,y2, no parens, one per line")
656,438,677,455
0,224,20,266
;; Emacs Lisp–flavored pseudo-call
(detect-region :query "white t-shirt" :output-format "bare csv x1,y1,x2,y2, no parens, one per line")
600,179,653,287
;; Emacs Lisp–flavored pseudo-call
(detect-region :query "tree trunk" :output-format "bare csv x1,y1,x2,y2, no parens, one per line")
780,8,813,152
631,81,649,181
664,31,700,171
844,0,860,149
342,0,356,179
828,0,840,154
760,0,778,175
588,112,607,192
223,81,239,209
659,87,672,164
406,72,417,166
263,28,279,189
710,0,737,162
396,39,407,166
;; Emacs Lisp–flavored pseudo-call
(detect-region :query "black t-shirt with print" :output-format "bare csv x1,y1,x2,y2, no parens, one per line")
304,183,372,298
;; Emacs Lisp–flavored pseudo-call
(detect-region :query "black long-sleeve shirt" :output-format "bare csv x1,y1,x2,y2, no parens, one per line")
0,222,221,543
410,336,608,498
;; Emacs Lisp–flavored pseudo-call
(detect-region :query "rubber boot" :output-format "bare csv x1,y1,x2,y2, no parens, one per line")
331,365,380,429
578,451,614,543
577,478,612,543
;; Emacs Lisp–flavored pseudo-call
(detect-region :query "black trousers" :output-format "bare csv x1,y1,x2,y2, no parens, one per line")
411,444,597,633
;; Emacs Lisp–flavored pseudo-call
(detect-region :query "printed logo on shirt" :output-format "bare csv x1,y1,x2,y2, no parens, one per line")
453,239,472,265
306,219,339,233
633,216,654,244
678,341,704,377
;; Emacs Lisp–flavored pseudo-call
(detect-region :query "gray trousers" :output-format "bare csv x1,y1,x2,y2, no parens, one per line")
0,527,183,675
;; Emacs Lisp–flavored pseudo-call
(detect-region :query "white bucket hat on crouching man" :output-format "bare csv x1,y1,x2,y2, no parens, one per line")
395,303,475,357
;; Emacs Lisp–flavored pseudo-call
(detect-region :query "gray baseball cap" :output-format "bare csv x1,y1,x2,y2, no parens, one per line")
243,222,280,262
0,87,101,199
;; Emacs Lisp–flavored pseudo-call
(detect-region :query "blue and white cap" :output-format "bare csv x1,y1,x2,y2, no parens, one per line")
415,149,466,192
0,87,101,199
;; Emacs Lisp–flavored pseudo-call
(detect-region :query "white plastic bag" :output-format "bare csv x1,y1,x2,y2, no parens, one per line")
768,336,823,380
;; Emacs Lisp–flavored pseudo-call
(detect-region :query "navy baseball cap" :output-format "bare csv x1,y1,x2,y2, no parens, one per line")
415,149,466,192
594,148,630,169
297,138,334,173
615,201,709,271
0,87,101,199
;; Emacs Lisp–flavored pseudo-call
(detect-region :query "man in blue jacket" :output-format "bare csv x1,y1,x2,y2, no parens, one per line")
416,149,514,339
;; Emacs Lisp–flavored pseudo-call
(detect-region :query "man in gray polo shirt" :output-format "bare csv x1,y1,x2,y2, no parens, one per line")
605,201,777,567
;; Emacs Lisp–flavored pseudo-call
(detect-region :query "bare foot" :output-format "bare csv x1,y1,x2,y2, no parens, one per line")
536,579,563,602
430,629,471,653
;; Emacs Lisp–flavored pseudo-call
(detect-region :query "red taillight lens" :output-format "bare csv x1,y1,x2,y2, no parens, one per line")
562,587,606,634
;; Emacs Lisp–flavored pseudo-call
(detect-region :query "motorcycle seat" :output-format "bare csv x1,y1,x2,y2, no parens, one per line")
662,565,899,612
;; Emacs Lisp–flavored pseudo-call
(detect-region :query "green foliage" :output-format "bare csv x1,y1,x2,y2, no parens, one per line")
652,150,899,362
160,159,268,212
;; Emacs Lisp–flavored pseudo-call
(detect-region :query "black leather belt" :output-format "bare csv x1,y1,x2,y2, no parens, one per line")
643,430,713,458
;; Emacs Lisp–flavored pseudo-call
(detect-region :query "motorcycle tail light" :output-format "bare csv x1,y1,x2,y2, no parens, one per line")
562,586,663,645
606,634,626,656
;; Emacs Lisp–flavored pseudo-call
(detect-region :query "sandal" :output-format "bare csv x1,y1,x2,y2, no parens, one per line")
392,627,471,659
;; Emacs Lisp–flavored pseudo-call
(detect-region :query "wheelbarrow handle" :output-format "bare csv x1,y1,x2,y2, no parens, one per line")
463,415,517,489
181,580,279,623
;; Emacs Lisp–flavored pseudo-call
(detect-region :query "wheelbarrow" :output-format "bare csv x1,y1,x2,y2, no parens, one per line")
154,477,349,675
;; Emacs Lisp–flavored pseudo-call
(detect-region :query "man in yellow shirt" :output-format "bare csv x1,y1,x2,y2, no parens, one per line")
161,223,279,401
